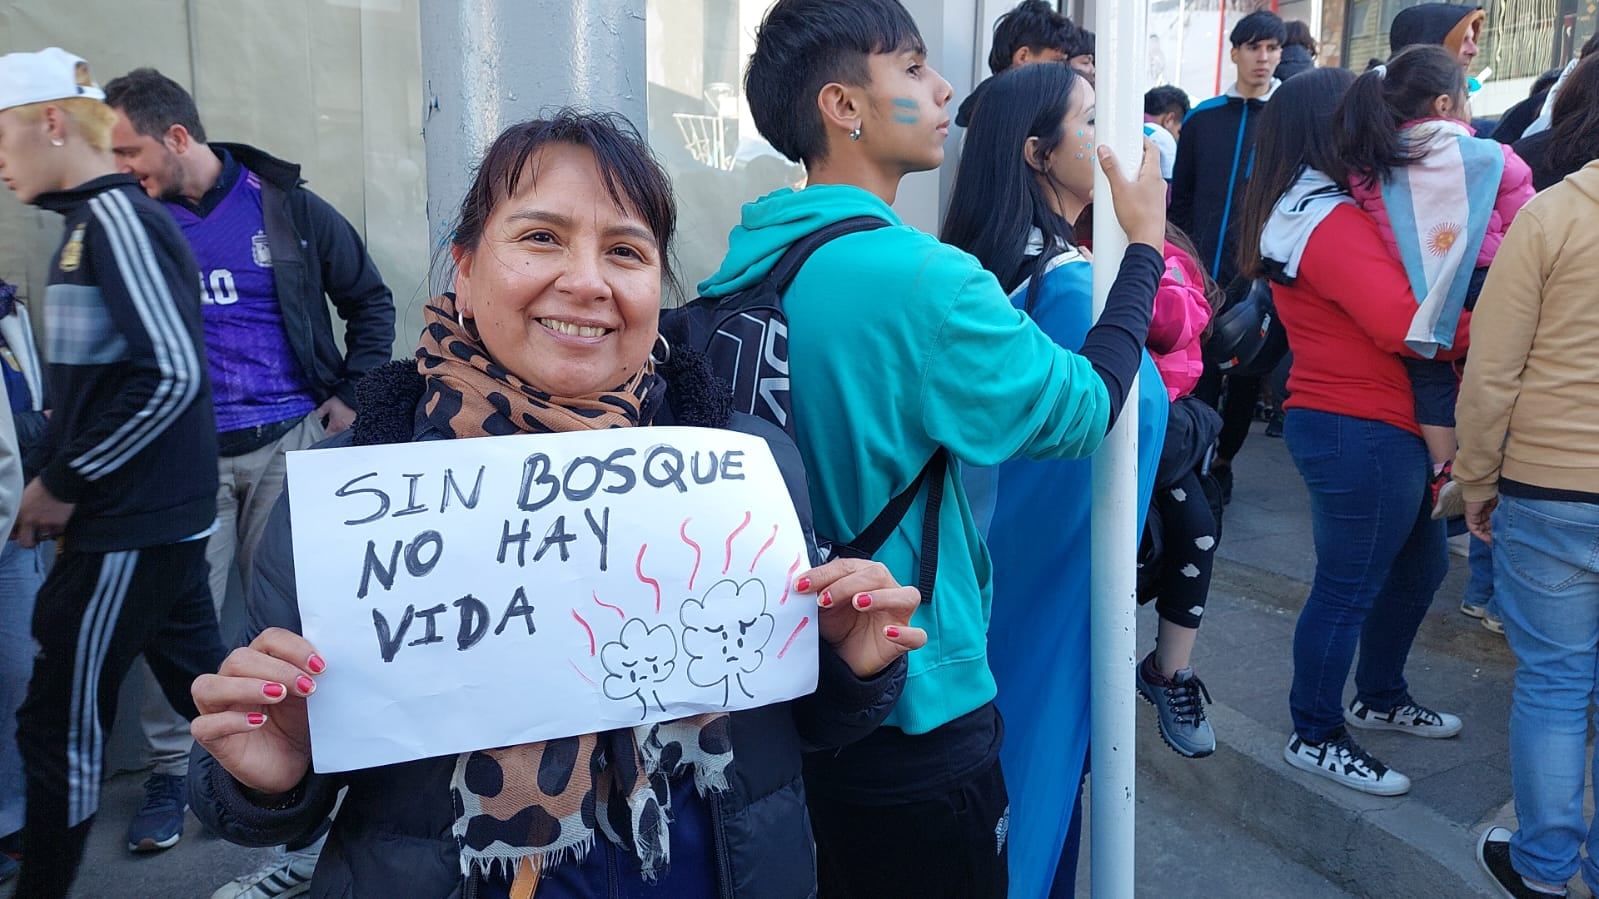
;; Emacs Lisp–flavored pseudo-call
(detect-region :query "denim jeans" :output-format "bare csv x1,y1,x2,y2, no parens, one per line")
1494,495,1599,891
0,539,49,837
1464,534,1495,611
1284,410,1448,743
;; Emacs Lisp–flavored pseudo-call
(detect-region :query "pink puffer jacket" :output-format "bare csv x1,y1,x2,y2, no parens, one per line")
1148,244,1213,401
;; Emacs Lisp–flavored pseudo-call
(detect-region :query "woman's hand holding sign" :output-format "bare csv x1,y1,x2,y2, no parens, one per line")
796,558,927,678
191,627,325,797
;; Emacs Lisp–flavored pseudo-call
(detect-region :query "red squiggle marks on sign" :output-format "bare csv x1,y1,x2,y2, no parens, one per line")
680,519,702,590
569,660,597,687
635,544,661,614
778,616,810,659
779,554,802,605
723,511,751,574
749,525,778,573
593,592,625,620
571,609,595,656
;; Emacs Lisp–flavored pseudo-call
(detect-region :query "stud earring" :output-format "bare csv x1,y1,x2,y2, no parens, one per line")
50,138,64,147
849,125,862,142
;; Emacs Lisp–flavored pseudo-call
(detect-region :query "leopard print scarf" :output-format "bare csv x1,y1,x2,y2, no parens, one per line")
416,295,734,885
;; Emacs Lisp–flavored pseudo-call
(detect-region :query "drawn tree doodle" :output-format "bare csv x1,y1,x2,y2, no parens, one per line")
680,578,776,706
600,618,679,719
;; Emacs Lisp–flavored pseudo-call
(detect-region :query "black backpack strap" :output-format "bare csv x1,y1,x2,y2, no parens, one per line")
764,216,888,296
839,447,950,604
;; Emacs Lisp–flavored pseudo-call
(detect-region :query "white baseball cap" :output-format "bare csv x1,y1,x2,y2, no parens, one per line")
0,47,107,113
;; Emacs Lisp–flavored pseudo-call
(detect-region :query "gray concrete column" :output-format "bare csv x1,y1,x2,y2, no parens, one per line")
419,0,647,288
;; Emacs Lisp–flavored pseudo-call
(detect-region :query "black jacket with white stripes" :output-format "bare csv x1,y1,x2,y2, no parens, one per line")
33,174,218,551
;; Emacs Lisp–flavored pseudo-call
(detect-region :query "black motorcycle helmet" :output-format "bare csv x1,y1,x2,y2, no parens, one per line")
1203,278,1287,377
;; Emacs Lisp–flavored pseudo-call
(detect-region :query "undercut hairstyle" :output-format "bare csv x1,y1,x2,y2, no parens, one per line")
1236,67,1357,280
10,61,115,151
987,1,1078,75
1231,10,1286,47
452,110,678,290
103,67,207,143
1144,85,1191,119
1335,44,1466,189
1547,53,1599,176
745,0,925,166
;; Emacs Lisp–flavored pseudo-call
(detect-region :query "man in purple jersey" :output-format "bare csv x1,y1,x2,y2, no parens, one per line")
104,68,393,896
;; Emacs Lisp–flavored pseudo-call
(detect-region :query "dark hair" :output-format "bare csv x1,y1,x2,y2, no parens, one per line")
1236,67,1357,280
1231,11,1286,47
451,110,677,290
745,0,925,166
103,67,207,143
1144,85,1190,119
1335,44,1466,190
1066,28,1095,58
1284,20,1317,54
1547,53,1599,175
1531,67,1562,97
941,62,1081,294
1583,29,1599,59
986,0,1077,75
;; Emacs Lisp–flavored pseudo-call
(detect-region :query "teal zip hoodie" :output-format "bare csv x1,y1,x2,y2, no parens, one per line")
698,184,1113,734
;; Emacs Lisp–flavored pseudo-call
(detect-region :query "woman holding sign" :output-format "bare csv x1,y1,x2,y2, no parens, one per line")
186,111,924,898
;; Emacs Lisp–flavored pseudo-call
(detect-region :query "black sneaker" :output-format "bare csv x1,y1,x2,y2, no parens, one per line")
1477,826,1566,898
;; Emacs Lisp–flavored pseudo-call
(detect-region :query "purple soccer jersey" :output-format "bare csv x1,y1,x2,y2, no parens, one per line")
167,169,316,433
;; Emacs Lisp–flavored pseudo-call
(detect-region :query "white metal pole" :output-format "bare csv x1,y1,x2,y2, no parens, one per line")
1089,0,1148,893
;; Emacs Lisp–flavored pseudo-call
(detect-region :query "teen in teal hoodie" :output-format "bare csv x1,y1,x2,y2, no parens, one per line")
710,1,1168,893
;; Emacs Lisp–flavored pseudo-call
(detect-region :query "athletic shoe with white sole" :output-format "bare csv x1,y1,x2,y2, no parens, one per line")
1283,731,1411,796
212,848,318,899
1477,826,1567,898
1344,695,1463,738
126,773,186,852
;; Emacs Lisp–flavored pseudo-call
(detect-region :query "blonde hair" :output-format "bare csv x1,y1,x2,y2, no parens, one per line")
7,62,116,151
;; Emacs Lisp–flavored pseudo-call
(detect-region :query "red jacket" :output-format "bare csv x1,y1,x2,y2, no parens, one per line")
1275,204,1471,437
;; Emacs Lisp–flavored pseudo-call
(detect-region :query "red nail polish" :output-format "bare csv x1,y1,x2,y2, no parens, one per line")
820,590,833,607
247,713,266,726
796,576,812,592
262,682,285,699
856,593,873,609
886,626,900,639
295,675,316,695
307,654,326,674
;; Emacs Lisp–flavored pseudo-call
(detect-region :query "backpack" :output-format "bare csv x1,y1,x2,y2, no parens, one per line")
660,216,949,603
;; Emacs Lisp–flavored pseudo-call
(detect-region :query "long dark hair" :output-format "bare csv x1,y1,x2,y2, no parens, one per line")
941,62,1081,293
1548,53,1599,176
1236,67,1357,281
1335,45,1466,190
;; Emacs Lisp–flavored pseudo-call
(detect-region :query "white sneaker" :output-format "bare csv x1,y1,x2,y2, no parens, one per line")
1344,696,1463,738
1283,732,1412,796
211,847,317,899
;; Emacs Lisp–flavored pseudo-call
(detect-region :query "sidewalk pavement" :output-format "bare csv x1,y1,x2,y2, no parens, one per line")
1114,420,1573,898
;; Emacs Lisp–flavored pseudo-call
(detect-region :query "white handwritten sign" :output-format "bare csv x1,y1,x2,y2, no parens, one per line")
284,426,817,773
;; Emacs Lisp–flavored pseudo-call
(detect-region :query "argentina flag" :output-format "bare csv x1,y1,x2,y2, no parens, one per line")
1382,119,1505,357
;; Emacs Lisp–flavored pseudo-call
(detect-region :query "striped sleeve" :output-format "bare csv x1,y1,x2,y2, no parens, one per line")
39,191,204,502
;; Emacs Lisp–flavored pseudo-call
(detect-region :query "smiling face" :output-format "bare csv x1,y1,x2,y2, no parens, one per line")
109,111,186,200
451,142,662,398
860,49,955,174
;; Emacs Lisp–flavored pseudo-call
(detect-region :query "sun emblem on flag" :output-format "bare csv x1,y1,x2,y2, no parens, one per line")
1426,223,1461,257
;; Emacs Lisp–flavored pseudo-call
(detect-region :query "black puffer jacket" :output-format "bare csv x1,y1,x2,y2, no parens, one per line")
188,357,906,898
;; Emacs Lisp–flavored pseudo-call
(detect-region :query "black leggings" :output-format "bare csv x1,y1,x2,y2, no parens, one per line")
1150,467,1218,630
1193,370,1261,463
